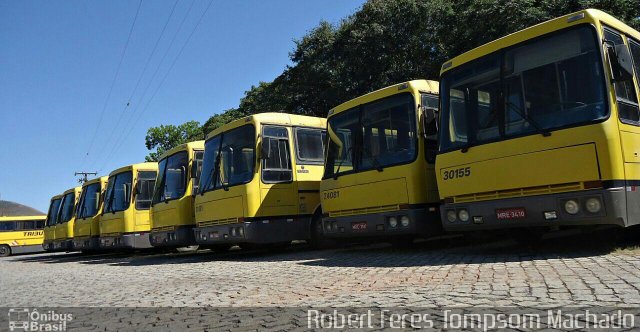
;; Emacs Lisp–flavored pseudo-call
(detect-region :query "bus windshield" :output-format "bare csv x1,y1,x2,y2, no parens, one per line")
78,183,101,219
153,151,189,204
324,93,417,179
200,125,256,193
58,192,76,223
439,25,607,151
46,198,62,227
104,171,133,213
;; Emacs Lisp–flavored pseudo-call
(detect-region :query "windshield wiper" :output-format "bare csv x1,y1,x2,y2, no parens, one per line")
214,156,229,191
505,101,551,137
332,147,353,180
360,146,383,172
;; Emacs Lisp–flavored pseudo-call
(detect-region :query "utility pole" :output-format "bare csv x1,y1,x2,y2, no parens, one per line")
75,172,97,184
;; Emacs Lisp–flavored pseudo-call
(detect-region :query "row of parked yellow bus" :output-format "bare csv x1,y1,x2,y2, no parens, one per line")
2,9,640,257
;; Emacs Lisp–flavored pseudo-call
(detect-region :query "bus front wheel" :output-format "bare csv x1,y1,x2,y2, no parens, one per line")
0,245,11,257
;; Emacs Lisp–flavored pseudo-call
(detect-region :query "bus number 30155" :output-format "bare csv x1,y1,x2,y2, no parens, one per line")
442,167,471,180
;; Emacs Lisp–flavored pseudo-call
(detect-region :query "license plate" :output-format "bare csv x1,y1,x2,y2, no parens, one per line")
496,208,527,220
351,222,367,231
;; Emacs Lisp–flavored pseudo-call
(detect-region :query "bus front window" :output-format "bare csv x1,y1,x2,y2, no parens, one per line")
440,25,607,151
200,125,255,193
46,199,62,227
58,193,76,223
153,151,189,204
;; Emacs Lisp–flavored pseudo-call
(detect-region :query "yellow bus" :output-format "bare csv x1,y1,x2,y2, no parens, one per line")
436,9,640,237
100,162,158,249
53,186,81,251
194,113,326,250
321,80,441,245
150,141,204,248
73,176,108,251
0,216,46,257
43,194,62,251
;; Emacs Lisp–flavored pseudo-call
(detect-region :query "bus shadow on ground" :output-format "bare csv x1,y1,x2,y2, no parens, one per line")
12,228,639,268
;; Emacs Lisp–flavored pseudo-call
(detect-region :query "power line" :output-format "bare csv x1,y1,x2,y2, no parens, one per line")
82,0,144,167
95,0,198,172
95,0,180,162
97,0,212,172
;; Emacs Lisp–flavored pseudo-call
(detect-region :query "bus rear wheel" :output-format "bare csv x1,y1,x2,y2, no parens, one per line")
0,245,11,257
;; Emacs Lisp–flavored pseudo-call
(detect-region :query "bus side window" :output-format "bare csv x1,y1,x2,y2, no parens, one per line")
15,220,36,230
136,171,157,210
36,219,44,229
262,126,292,183
422,93,439,163
191,151,204,194
0,221,16,232
604,27,640,123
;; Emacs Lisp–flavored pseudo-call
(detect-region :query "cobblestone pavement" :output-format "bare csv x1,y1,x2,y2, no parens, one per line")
2,234,640,309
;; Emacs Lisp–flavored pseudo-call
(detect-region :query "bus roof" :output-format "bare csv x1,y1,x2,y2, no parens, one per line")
0,215,46,221
158,140,205,161
441,9,640,75
63,186,81,196
82,176,108,188
329,80,439,118
205,113,327,140
108,162,158,177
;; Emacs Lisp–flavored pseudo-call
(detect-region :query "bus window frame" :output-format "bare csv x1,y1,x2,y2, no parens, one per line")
323,91,420,180
152,150,189,206
135,171,157,211
604,25,640,126
261,125,294,184
293,126,327,166
437,23,611,154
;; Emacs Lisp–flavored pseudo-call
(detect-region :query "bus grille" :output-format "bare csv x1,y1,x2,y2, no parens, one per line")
329,204,399,218
454,182,584,203
197,218,238,227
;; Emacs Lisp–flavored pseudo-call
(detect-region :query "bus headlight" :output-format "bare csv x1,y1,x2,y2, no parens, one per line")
238,227,244,237
388,216,398,228
458,209,470,222
564,200,580,215
446,210,457,223
585,198,602,213
400,216,410,227
231,228,237,236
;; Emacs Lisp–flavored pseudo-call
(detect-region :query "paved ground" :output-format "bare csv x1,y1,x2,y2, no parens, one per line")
2,232,640,329
2,233,640,308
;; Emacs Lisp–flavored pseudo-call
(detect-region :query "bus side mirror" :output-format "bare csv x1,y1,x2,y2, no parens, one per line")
422,106,439,137
94,192,100,210
123,184,131,203
260,138,271,160
607,43,634,82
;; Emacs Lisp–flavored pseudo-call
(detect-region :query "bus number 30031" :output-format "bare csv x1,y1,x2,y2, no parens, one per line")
442,167,471,180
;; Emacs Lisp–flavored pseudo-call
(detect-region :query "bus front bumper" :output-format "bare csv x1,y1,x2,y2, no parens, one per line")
73,236,100,251
150,226,195,248
441,188,627,231
52,239,73,251
99,232,152,249
194,217,309,245
322,206,440,239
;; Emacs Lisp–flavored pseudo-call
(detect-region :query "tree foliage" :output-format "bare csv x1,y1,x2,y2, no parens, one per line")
146,0,640,158
144,121,203,161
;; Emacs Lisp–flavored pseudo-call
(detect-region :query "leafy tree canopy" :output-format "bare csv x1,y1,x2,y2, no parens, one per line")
146,0,640,159
144,121,203,161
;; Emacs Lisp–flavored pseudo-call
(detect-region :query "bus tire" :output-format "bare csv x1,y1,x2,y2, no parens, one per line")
0,245,11,257
309,212,333,249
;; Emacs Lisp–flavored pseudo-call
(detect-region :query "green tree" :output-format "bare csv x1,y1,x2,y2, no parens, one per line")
147,0,640,152
144,121,203,161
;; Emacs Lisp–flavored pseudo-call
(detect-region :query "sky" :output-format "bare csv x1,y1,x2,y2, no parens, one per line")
0,0,366,213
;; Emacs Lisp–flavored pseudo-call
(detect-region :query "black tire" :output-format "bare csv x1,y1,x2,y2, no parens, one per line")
0,245,12,257
309,213,334,249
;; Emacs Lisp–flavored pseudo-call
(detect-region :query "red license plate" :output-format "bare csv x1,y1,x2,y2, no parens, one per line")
496,208,527,220
351,222,367,231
